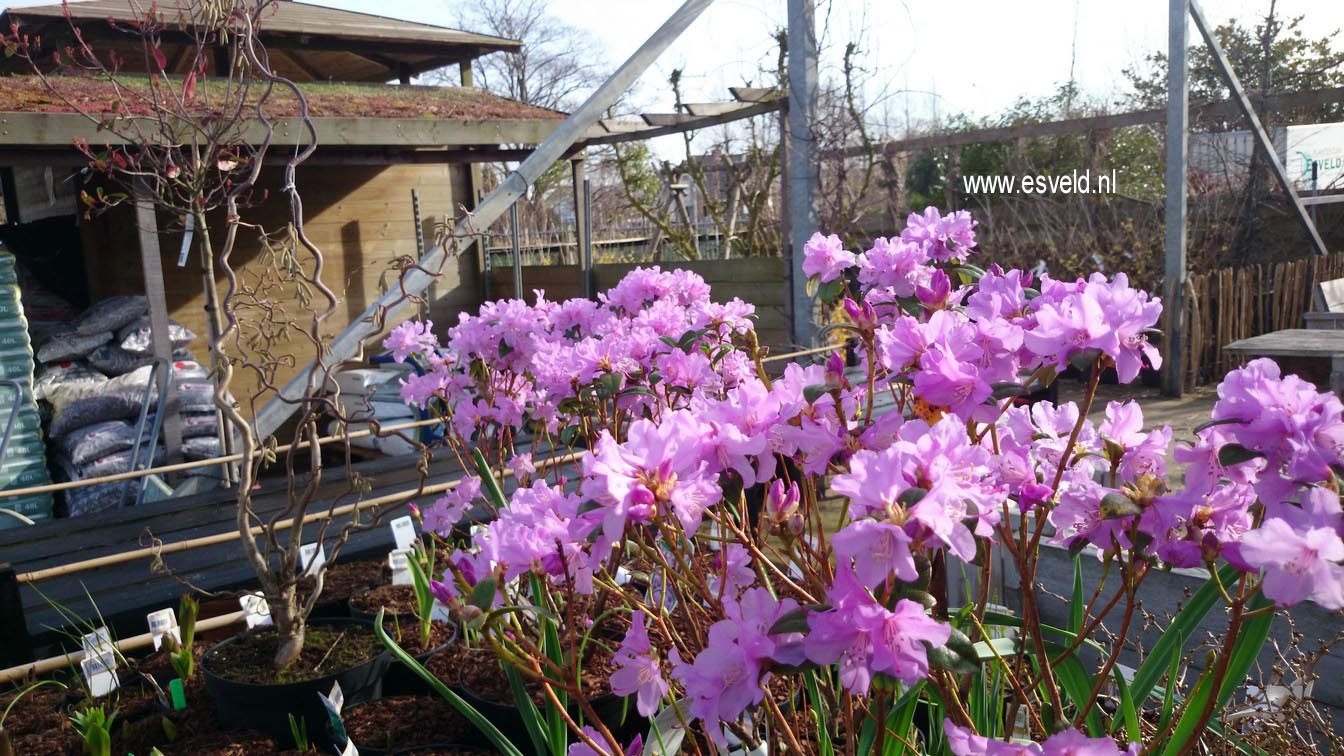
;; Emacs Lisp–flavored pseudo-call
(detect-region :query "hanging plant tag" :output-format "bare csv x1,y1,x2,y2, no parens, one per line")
168,678,187,711
388,549,412,586
79,652,119,698
320,681,360,755
147,608,180,651
430,600,452,623
389,515,417,551
239,592,272,629
299,542,327,577
79,627,114,659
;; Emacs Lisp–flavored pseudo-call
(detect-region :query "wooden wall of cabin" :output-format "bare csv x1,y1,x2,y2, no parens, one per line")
78,161,485,420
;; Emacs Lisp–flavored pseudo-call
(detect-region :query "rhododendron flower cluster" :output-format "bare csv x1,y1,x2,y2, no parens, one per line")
379,206,1342,754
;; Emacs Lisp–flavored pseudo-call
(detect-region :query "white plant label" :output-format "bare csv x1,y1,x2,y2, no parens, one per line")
299,542,327,577
80,653,119,698
430,601,452,623
389,549,412,586
146,608,181,651
390,515,417,551
80,627,114,659
240,592,273,629
327,681,345,714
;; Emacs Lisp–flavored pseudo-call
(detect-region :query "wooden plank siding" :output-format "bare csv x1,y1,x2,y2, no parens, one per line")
80,162,485,414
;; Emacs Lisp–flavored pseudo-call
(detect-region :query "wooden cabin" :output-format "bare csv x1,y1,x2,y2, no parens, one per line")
0,0,567,415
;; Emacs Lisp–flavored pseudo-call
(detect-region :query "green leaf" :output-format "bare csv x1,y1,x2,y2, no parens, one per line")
1112,666,1141,744
816,278,845,302
1161,593,1275,755
972,637,1020,661
1129,563,1241,705
802,669,836,756
472,448,509,509
768,607,813,635
469,577,498,611
990,382,1028,400
928,627,979,675
1069,555,1085,636
1067,347,1104,373
1047,643,1103,736
1193,417,1243,434
1217,443,1265,468
506,664,551,756
374,611,525,756
803,383,830,403
1099,492,1142,519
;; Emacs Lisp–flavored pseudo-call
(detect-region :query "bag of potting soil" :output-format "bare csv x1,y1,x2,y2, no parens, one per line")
54,456,125,517
182,435,221,461
34,360,106,403
179,411,219,439
58,420,136,467
171,359,209,381
37,328,112,364
173,382,216,412
74,296,148,336
86,343,154,376
117,317,195,356
78,445,166,479
48,394,143,439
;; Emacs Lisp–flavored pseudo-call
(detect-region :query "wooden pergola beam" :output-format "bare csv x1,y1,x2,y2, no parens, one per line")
0,112,565,148
582,99,785,147
842,85,1344,158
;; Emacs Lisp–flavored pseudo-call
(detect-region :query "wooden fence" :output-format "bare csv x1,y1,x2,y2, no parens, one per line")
1182,251,1344,387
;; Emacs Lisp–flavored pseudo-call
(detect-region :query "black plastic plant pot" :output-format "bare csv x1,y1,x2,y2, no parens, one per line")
380,617,458,698
454,664,635,749
200,618,391,750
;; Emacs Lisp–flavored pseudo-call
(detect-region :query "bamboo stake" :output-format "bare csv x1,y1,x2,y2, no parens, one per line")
14,451,586,584
0,415,447,501
0,610,246,685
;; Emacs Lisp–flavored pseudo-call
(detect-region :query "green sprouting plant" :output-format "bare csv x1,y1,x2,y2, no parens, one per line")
288,713,312,753
407,544,437,649
169,594,199,681
69,703,116,756
2,679,68,756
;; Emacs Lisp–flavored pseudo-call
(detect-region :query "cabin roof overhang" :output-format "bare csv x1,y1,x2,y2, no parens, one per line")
0,0,522,83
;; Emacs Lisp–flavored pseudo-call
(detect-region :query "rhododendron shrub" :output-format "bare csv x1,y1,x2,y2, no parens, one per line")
379,207,1342,755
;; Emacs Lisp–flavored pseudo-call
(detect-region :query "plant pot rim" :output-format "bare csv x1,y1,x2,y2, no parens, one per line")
200,616,387,691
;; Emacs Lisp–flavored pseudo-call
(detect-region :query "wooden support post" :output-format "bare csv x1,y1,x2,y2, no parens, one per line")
0,563,32,667
1163,0,1189,397
787,0,819,347
134,190,184,468
571,156,589,280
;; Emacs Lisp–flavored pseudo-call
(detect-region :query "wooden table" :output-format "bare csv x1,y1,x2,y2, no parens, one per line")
1224,329,1344,394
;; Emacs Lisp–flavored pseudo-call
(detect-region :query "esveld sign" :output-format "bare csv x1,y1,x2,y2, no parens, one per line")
1287,123,1344,192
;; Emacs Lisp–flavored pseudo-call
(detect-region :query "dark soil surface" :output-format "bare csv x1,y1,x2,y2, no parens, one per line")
300,558,386,608
381,617,456,656
202,624,383,685
428,643,616,708
350,583,420,617
345,695,472,751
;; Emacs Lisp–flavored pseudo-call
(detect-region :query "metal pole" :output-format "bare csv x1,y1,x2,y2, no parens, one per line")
787,0,819,348
583,176,594,300
1189,0,1328,257
1162,0,1189,397
251,0,717,439
510,202,523,299
411,188,424,257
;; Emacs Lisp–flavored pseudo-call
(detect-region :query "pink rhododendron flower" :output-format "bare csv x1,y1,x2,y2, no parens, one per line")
944,719,1138,755
566,729,642,756
802,232,856,283
383,319,440,362
804,566,949,694
832,519,918,588
1240,516,1344,609
609,610,669,717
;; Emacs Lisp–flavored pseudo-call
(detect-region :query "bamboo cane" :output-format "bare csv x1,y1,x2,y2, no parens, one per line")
0,610,246,685
14,451,585,584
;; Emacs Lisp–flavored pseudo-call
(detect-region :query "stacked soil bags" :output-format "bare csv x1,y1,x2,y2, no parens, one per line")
0,247,55,528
